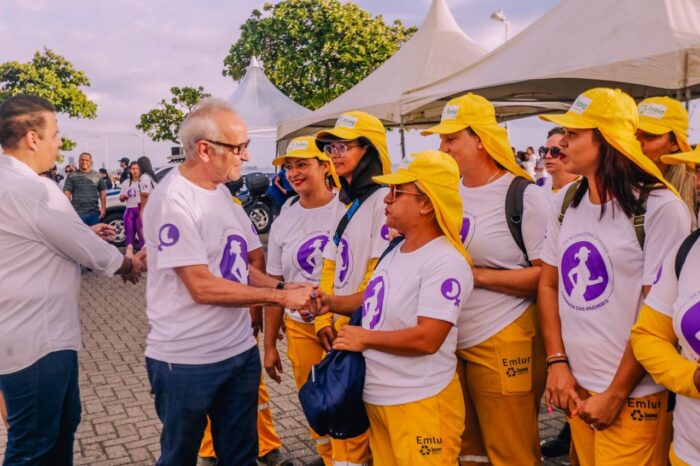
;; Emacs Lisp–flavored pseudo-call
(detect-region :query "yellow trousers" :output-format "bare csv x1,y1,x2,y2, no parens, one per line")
456,305,545,466
568,388,672,466
285,316,332,465
365,374,465,466
199,372,282,458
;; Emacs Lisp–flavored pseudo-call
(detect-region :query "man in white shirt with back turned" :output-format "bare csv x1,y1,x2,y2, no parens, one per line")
142,98,314,466
0,94,143,466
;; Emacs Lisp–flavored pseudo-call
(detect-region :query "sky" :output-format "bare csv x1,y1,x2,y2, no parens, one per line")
0,0,697,170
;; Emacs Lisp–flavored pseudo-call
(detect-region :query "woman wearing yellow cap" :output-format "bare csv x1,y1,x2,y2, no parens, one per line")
313,111,393,466
422,93,549,466
315,150,473,466
538,88,691,465
636,96,697,227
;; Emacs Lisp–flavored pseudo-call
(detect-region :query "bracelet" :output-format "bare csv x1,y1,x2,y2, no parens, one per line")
546,359,570,368
546,353,568,363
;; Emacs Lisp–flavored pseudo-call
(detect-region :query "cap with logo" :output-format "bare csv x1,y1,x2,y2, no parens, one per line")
637,96,692,153
372,150,472,266
539,87,679,197
420,93,533,181
272,136,340,188
315,111,391,175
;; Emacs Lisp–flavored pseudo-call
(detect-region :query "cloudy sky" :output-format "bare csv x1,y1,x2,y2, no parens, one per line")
1,0,696,169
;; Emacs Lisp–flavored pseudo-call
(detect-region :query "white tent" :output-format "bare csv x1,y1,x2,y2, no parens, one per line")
230,57,310,134
402,0,700,113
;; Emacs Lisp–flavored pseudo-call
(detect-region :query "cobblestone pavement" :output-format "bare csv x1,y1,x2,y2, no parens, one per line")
0,272,570,465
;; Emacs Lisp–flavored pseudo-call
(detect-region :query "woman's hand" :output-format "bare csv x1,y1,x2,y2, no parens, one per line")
573,390,625,430
545,363,581,414
694,357,700,393
299,291,332,322
332,325,368,352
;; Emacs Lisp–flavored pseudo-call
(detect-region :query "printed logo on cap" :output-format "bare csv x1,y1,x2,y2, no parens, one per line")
570,95,593,115
441,105,459,121
680,300,700,356
336,237,354,289
294,233,329,280
158,224,180,251
362,272,388,329
288,139,310,152
336,114,359,129
638,103,668,119
460,214,476,247
560,235,613,311
441,278,462,307
220,234,249,284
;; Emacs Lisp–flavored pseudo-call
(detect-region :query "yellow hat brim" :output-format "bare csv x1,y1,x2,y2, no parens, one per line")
539,112,597,129
372,171,417,186
637,119,672,136
420,121,469,136
661,148,700,165
272,152,324,166
316,127,392,175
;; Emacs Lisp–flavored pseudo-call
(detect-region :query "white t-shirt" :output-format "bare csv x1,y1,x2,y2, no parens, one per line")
120,179,141,208
143,168,259,365
542,188,690,397
457,172,549,348
522,159,536,178
362,236,473,405
140,173,156,195
645,237,700,465
267,195,340,322
322,188,389,295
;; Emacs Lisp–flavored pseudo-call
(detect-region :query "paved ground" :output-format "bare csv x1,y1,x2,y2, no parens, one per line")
0,272,570,465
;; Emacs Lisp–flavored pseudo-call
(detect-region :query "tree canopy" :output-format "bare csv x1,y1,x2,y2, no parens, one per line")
136,86,211,144
223,0,416,110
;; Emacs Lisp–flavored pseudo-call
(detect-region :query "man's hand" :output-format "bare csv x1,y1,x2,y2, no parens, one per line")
573,390,625,431
250,307,263,338
122,256,144,284
280,286,315,310
300,291,331,322
317,326,335,352
135,249,147,271
99,206,106,220
694,357,700,393
91,223,116,242
285,281,315,290
264,345,283,384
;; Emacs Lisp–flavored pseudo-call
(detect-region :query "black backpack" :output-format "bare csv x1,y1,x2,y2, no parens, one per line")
674,229,700,279
505,176,534,263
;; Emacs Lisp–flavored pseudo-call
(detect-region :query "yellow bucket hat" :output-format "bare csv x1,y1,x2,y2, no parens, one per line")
637,96,692,153
420,93,533,181
661,144,700,166
315,111,392,175
539,88,679,197
372,151,472,266
272,136,340,189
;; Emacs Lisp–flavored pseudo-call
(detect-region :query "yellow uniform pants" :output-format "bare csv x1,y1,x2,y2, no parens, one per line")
199,372,282,459
568,388,672,466
456,304,545,466
365,374,465,466
285,316,332,465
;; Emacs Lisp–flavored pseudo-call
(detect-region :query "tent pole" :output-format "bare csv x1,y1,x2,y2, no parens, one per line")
400,120,407,159
683,50,690,110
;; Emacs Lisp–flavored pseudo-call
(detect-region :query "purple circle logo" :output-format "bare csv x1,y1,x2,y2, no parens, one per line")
295,234,329,279
560,239,611,310
680,301,700,355
653,266,663,285
460,214,475,246
380,224,390,241
337,237,352,287
220,234,249,284
127,187,136,197
362,274,387,329
158,224,180,251
441,278,462,306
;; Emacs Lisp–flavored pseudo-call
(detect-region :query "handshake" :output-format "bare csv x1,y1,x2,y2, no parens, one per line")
91,223,146,284
280,285,335,322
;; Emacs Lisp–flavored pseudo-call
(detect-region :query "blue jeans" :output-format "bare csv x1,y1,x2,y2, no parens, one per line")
78,211,100,227
146,346,261,466
0,350,81,466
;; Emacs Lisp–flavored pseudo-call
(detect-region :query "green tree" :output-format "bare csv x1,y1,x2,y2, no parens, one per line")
0,47,97,151
136,86,210,144
224,0,416,110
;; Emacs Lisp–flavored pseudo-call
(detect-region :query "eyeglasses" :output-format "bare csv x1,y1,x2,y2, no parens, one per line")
323,142,362,157
205,139,250,156
538,146,562,158
388,184,426,200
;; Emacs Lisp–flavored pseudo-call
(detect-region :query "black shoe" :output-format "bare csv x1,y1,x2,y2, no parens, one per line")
257,448,295,466
541,423,571,458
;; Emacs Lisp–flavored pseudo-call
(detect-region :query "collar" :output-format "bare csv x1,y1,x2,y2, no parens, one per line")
0,152,41,177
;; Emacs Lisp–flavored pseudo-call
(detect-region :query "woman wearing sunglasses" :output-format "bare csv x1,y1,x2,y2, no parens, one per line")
539,127,580,207
421,93,548,466
538,88,691,465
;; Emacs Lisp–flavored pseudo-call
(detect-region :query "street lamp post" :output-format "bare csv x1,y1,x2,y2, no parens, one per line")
490,9,510,43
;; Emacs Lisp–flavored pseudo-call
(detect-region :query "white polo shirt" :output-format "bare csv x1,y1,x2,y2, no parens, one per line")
143,168,258,365
0,153,124,375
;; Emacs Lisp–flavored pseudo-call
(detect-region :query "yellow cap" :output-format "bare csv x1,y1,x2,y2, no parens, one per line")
373,151,472,266
316,111,391,175
272,136,340,188
661,144,700,165
540,88,679,197
637,97,692,152
420,93,533,181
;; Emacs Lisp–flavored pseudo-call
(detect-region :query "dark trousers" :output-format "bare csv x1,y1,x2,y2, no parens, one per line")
0,350,81,466
146,346,261,466
78,211,100,227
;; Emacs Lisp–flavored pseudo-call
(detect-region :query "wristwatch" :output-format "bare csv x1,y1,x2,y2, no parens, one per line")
276,280,286,290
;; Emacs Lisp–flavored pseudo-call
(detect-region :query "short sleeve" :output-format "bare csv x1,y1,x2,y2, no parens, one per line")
266,219,283,276
521,184,550,261
97,176,106,192
140,174,154,194
644,242,681,318
540,189,566,267
154,196,208,270
369,189,390,259
417,252,473,324
236,203,262,251
63,175,74,193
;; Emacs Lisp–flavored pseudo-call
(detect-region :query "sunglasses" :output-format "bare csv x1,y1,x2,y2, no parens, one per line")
538,146,562,158
322,142,362,157
205,139,250,156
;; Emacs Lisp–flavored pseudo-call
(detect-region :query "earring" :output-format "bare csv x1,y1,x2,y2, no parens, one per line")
420,210,426,215
478,143,483,149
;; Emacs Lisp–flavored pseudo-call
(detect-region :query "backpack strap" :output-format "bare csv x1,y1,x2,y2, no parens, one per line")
332,185,382,247
290,195,301,206
558,180,581,225
505,176,534,262
633,190,650,250
675,229,700,279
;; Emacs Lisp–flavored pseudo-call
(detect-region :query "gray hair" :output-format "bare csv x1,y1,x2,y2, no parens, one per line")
179,97,238,159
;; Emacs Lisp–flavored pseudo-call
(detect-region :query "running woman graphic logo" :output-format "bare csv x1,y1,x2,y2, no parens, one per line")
362,273,387,329
220,234,249,284
336,237,353,288
560,237,613,311
157,224,180,251
680,301,700,356
441,278,462,306
295,234,329,280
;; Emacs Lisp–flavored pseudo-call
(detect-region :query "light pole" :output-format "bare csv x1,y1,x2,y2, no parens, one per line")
93,135,110,170
490,9,510,43
129,133,146,156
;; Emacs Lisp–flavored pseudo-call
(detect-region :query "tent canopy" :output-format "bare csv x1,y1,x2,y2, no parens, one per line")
403,0,700,113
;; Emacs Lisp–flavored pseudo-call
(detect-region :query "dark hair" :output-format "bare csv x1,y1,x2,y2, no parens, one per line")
127,161,139,182
517,151,526,162
99,168,109,176
0,95,55,149
137,156,158,184
572,130,661,218
547,126,564,138
79,152,92,160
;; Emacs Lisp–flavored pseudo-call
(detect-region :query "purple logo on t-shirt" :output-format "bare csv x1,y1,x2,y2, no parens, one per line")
380,224,390,241
653,266,663,285
296,234,329,279
441,278,462,306
362,275,387,329
560,240,610,309
460,217,471,243
680,301,700,355
337,237,351,285
250,223,258,236
220,234,249,284
459,214,476,247
127,187,136,197
158,224,179,251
